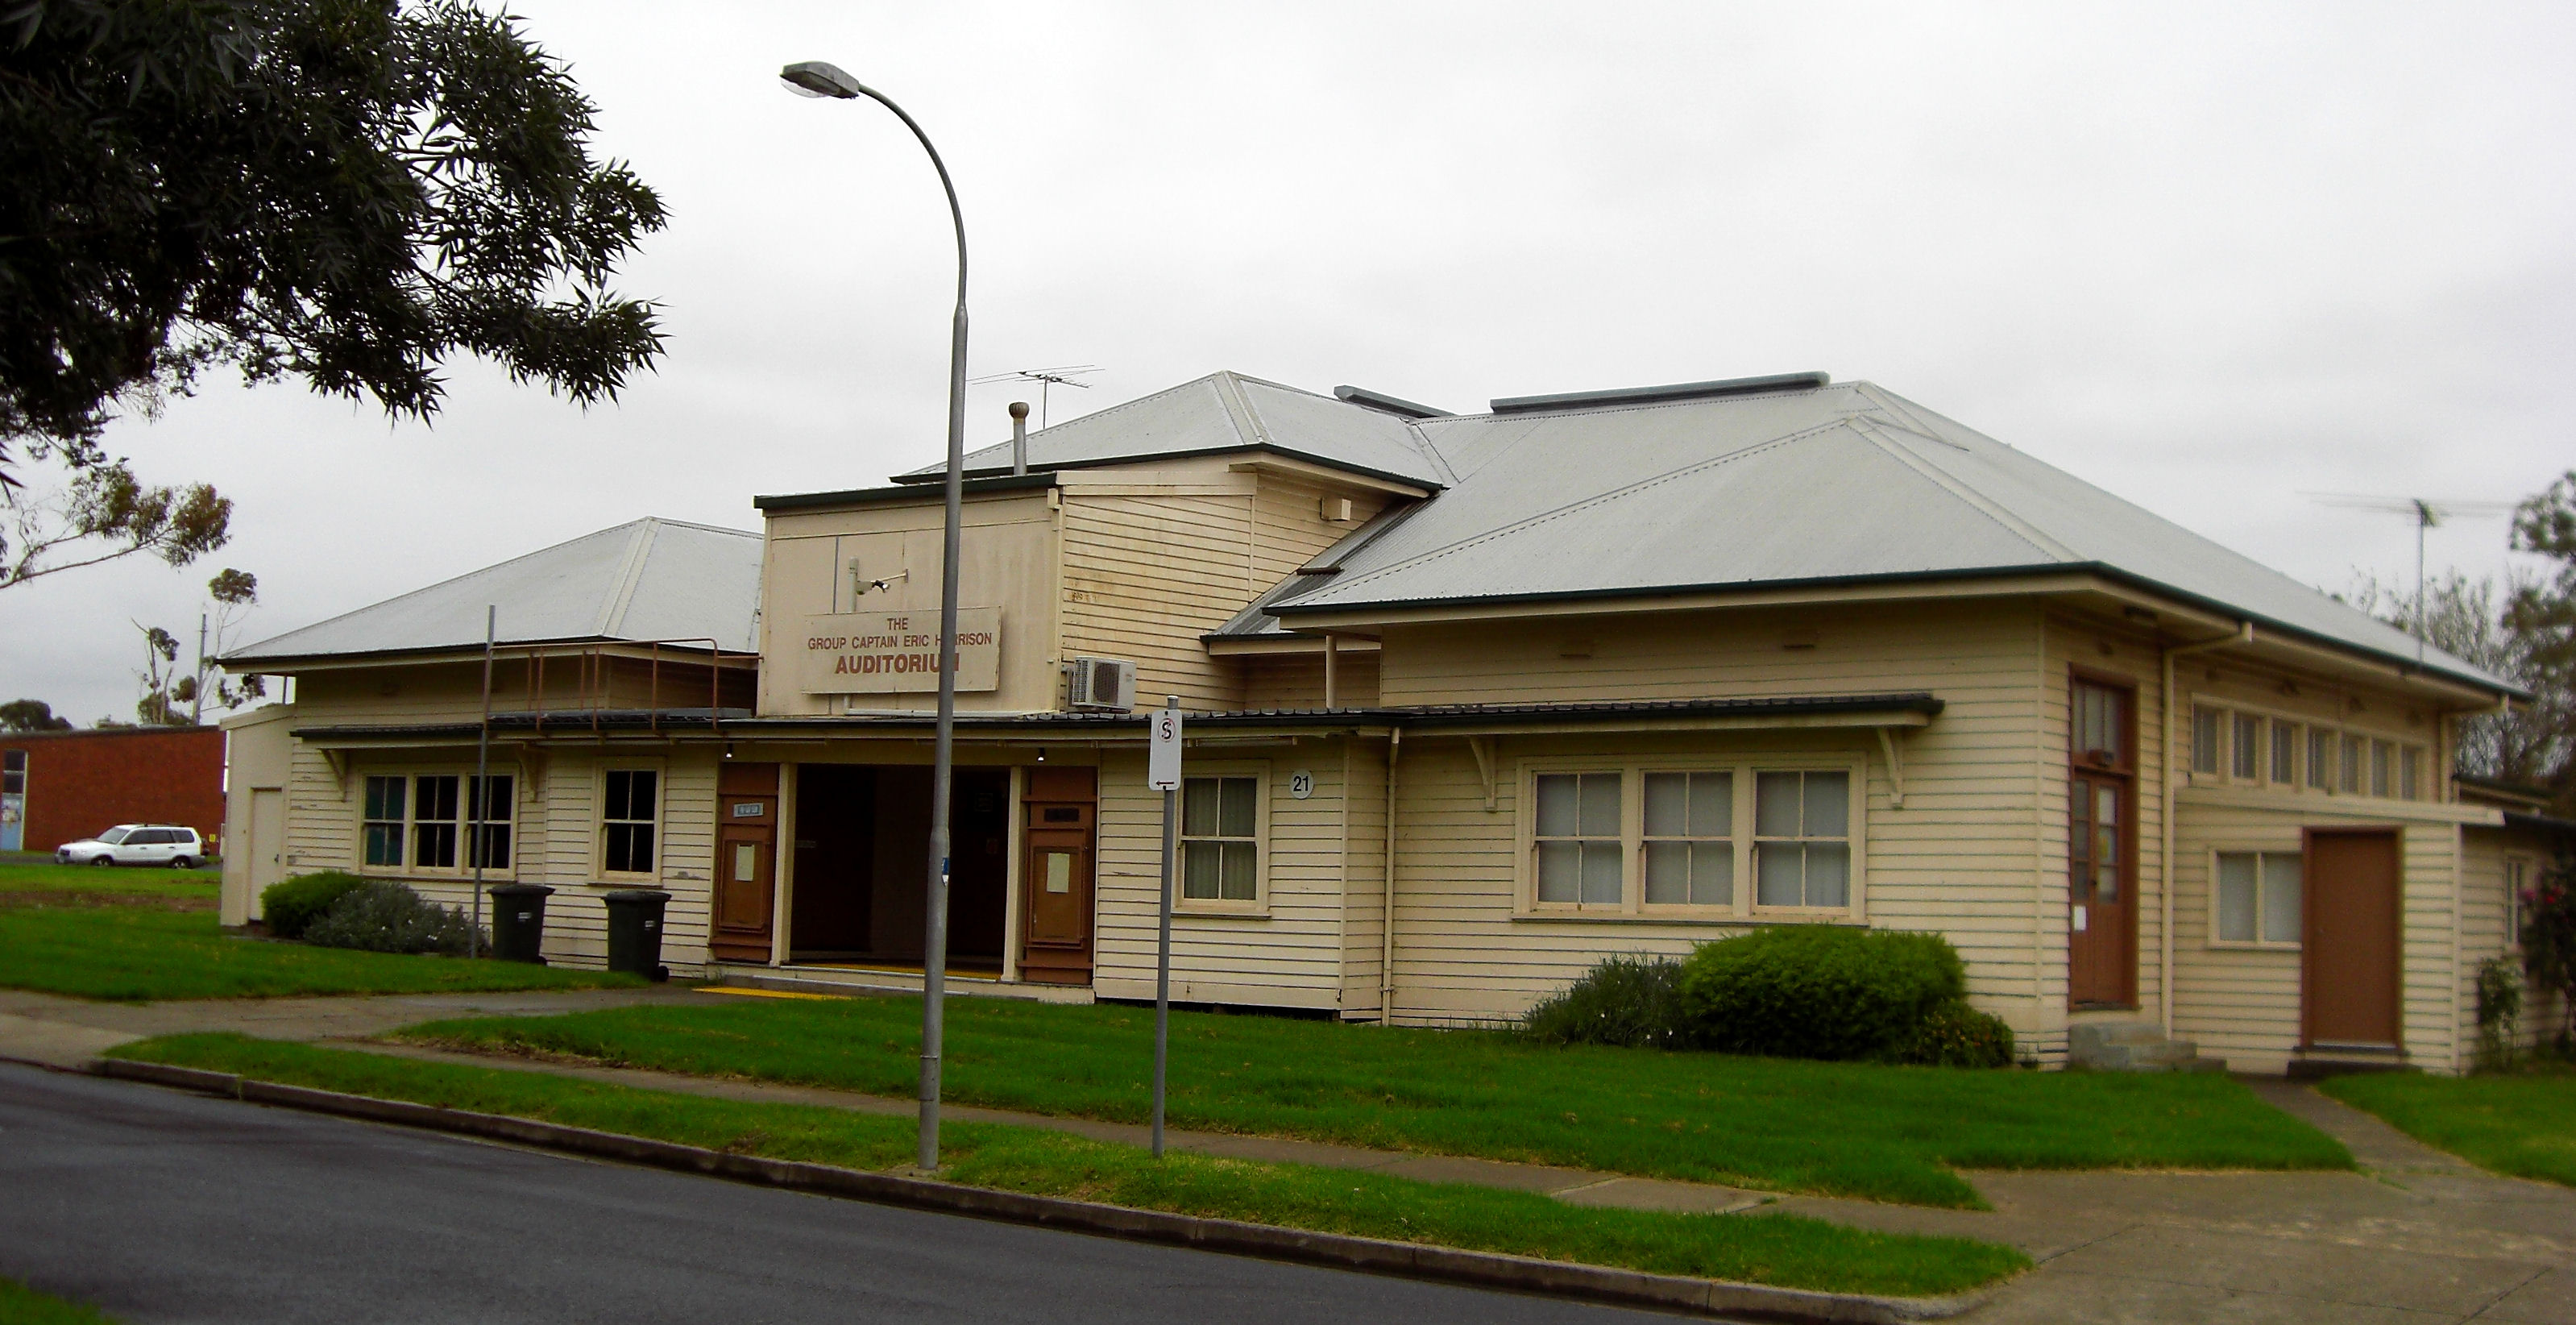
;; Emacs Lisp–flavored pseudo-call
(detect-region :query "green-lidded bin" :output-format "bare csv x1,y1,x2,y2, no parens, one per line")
487,883,554,963
604,888,672,982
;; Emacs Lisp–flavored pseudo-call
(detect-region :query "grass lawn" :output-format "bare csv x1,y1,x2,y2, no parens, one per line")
2322,1064,2576,1188
0,1276,119,1324
394,997,2352,1208
0,862,645,1001
110,1034,2028,1297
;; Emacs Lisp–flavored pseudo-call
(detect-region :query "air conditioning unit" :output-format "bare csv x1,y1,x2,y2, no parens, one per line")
1064,657,1137,712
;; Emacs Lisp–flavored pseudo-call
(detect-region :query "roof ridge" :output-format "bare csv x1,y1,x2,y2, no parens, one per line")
1432,380,1864,425
595,519,662,638
1210,371,1270,451
1296,417,1865,606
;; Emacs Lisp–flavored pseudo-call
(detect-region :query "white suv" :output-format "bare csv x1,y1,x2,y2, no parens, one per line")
56,824,206,870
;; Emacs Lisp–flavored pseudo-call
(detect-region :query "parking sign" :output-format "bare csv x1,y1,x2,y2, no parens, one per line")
1148,700,1182,790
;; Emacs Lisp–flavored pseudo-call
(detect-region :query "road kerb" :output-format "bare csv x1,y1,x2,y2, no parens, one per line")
89,1055,1993,1324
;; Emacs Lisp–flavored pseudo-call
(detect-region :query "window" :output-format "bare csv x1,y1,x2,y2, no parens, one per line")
467,775,514,870
2400,746,2422,800
2192,706,2223,774
2341,735,2365,794
2072,682,2128,766
2370,741,2392,798
2307,728,2332,791
2231,712,2262,780
2,749,24,795
2271,721,2297,785
1756,771,1849,909
2215,850,2302,945
1643,771,1732,906
413,775,459,869
2508,858,2529,946
1535,772,1622,905
602,770,658,874
1180,775,1259,902
363,775,405,866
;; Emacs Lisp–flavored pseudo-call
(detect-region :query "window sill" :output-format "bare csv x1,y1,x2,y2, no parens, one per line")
1512,910,1860,926
1175,903,1271,920
2205,940,2301,952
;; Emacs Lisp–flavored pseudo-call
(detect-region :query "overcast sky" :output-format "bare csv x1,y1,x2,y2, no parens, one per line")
6,1,2571,725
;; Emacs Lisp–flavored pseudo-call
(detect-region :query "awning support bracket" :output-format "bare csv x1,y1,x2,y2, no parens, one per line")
1875,727,1906,809
1468,736,1497,812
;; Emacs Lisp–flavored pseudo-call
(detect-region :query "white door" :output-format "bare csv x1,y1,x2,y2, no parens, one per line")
248,791,286,912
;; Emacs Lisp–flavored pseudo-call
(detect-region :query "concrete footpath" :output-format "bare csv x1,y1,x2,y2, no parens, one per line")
3,986,2571,1323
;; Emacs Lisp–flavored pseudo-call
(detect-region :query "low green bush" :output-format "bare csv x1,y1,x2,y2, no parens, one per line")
303,881,482,956
257,871,367,940
1881,998,2015,1068
1680,926,1966,1061
1520,955,1694,1049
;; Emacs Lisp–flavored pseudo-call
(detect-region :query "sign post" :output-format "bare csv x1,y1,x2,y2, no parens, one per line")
1148,695,1182,1158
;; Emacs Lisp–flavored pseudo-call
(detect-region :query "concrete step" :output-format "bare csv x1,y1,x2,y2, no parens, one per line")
2068,1021,2228,1073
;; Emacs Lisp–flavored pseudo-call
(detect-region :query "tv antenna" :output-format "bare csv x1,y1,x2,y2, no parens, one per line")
2305,492,2516,664
969,364,1100,430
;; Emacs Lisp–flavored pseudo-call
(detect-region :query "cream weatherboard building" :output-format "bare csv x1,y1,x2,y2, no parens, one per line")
219,370,2556,1074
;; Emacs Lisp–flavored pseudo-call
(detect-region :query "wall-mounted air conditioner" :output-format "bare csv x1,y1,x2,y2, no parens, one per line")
1063,657,1136,712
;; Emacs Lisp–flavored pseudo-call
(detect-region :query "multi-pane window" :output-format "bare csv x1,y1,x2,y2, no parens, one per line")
1643,771,1732,906
1755,771,1850,908
363,775,406,866
602,770,659,874
413,775,459,869
2370,741,2393,798
1535,773,1623,905
2270,721,2297,785
2216,850,2302,945
1180,775,1259,902
2072,683,2128,766
2230,713,2262,780
467,775,515,870
2400,747,2422,801
2,749,24,795
2192,706,2224,775
2307,729,2333,791
2341,735,2365,795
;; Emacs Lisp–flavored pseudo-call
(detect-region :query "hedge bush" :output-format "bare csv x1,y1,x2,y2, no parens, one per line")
1519,955,1694,1049
1881,999,2016,1068
258,871,368,940
303,881,483,956
1679,926,1966,1061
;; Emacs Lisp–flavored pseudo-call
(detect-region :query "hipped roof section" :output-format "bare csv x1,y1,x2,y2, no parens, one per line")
225,518,762,664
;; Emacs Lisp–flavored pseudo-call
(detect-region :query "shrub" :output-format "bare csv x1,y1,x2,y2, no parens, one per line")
1519,955,1695,1049
2476,955,2524,1072
303,881,483,956
1881,999,2016,1068
1678,925,1966,1061
258,871,367,940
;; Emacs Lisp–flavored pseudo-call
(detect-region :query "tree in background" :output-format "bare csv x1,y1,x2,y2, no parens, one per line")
2351,571,2557,785
1,0,666,477
2508,472,2576,810
0,700,74,732
1,458,230,591
128,568,265,726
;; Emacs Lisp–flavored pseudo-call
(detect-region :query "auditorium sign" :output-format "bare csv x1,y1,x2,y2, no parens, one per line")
800,608,1000,694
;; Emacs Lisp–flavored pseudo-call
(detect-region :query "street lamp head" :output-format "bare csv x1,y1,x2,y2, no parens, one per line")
781,60,864,99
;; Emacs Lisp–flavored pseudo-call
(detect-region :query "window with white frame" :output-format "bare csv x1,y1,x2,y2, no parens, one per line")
360,772,513,874
601,769,659,874
413,775,460,869
2192,706,2223,775
1755,770,1850,909
1643,771,1733,906
1180,775,1260,903
467,775,514,870
2231,712,2262,780
1534,772,1623,906
363,775,406,866
2270,720,2298,785
2215,849,2302,945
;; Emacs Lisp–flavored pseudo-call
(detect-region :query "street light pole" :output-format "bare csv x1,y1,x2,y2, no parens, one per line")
782,60,969,1172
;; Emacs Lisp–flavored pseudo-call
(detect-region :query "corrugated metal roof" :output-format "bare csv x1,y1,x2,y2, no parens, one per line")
894,371,1451,490
226,518,761,663
1263,380,2508,693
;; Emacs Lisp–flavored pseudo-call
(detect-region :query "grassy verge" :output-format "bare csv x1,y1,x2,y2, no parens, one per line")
0,903,646,1001
0,1277,119,1324
392,997,2351,1208
0,861,219,907
2321,1064,2576,1187
110,1033,2027,1297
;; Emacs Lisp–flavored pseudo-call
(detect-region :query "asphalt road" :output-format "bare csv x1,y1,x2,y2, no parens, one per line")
0,1064,1677,1324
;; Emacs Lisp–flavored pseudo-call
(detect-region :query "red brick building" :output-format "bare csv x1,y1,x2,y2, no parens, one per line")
0,728,226,855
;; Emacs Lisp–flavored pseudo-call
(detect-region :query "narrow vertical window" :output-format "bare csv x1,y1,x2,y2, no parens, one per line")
2,749,24,795
468,775,514,871
1754,770,1850,908
2341,735,2365,794
1180,775,1260,902
2508,859,2528,945
2192,706,2223,774
602,770,658,874
2400,746,2423,800
363,775,406,867
1534,772,1622,905
2307,729,2333,790
2271,721,2297,785
1643,771,1733,906
412,775,459,869
2371,741,2392,798
2231,713,2262,779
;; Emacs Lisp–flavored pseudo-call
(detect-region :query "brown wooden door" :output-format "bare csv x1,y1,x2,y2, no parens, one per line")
2068,771,2136,1006
711,762,778,963
2304,828,2402,1048
1018,766,1096,986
